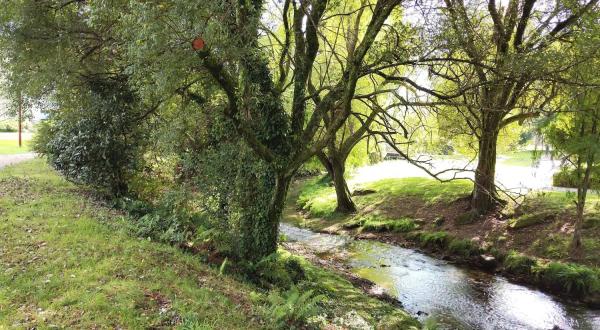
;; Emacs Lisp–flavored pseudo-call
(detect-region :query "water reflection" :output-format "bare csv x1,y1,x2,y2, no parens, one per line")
280,224,600,330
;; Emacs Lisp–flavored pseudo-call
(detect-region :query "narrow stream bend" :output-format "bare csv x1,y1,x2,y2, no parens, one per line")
280,223,600,330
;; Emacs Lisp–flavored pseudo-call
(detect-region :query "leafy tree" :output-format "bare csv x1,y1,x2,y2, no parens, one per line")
415,0,599,215
122,0,407,259
542,45,600,255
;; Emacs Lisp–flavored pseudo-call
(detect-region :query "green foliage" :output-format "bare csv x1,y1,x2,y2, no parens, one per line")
553,166,600,189
508,212,554,229
266,286,324,330
251,252,306,289
122,190,206,245
0,159,267,329
504,251,537,275
536,262,600,296
447,239,481,257
32,79,148,196
417,231,450,249
358,215,419,233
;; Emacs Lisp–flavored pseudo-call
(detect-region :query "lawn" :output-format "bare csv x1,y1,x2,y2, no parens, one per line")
0,160,419,329
0,132,32,154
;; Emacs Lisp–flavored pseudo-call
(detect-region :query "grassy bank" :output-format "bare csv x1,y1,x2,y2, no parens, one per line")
292,176,600,304
0,160,419,329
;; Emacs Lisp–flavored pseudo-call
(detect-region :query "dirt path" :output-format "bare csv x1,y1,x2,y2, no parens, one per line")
0,153,36,169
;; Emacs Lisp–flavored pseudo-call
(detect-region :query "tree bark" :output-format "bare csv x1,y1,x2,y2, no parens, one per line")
330,153,356,213
317,151,334,179
471,126,501,214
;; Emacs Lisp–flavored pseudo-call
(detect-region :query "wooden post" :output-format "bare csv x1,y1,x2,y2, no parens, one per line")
18,93,22,148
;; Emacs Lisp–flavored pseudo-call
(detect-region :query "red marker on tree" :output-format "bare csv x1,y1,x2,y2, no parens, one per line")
192,37,205,51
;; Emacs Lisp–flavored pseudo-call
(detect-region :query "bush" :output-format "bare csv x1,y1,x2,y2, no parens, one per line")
553,166,600,189
266,286,324,329
418,231,450,249
251,253,306,289
537,262,600,296
504,251,536,275
33,79,148,196
448,238,481,257
125,190,206,244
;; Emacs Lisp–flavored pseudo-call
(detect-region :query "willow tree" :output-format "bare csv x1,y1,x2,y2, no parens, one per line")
409,0,600,215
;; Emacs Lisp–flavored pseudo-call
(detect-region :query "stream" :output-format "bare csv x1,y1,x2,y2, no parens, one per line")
280,223,600,330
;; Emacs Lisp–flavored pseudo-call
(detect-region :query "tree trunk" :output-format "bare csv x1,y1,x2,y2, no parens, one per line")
471,128,501,214
18,93,22,148
238,172,291,262
571,128,596,257
317,151,334,180
331,153,356,213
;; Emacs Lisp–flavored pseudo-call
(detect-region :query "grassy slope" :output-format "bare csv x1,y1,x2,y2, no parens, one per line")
0,160,419,329
0,160,263,328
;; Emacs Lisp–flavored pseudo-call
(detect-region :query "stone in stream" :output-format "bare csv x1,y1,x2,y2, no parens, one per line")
478,254,498,270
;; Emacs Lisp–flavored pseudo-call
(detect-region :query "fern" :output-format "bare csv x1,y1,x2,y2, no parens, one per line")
266,286,325,329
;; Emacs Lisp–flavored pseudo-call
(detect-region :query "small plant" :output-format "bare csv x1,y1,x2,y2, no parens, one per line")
508,212,554,229
504,250,536,275
448,238,480,257
537,262,600,296
418,231,450,249
266,286,324,329
252,253,306,289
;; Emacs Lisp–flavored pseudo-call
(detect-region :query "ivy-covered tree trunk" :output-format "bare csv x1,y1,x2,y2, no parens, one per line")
471,122,501,215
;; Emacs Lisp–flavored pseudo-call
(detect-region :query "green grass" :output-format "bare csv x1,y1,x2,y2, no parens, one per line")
0,139,31,154
0,160,419,329
297,176,472,219
517,191,600,224
0,159,266,329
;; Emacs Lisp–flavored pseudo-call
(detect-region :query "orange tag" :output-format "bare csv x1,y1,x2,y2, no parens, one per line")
192,37,205,51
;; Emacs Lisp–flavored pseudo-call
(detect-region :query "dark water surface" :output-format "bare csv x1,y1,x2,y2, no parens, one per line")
280,223,600,330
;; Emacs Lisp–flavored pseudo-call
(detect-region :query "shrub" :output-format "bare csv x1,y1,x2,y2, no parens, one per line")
418,231,450,249
504,251,536,275
252,253,306,289
127,190,206,244
448,238,481,257
537,262,600,296
33,79,148,196
553,166,600,190
266,286,324,329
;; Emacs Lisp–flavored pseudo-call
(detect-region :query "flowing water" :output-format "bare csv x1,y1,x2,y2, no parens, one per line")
280,223,600,330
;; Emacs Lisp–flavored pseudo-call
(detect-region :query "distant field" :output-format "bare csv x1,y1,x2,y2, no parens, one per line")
0,132,33,154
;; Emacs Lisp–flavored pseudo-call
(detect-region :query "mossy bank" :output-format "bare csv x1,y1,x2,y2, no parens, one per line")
290,175,600,307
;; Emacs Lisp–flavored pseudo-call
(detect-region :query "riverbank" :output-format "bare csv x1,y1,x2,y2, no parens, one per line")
0,160,419,329
289,175,600,307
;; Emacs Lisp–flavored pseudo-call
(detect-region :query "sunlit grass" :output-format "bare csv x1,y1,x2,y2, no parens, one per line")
0,139,32,154
0,159,265,329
